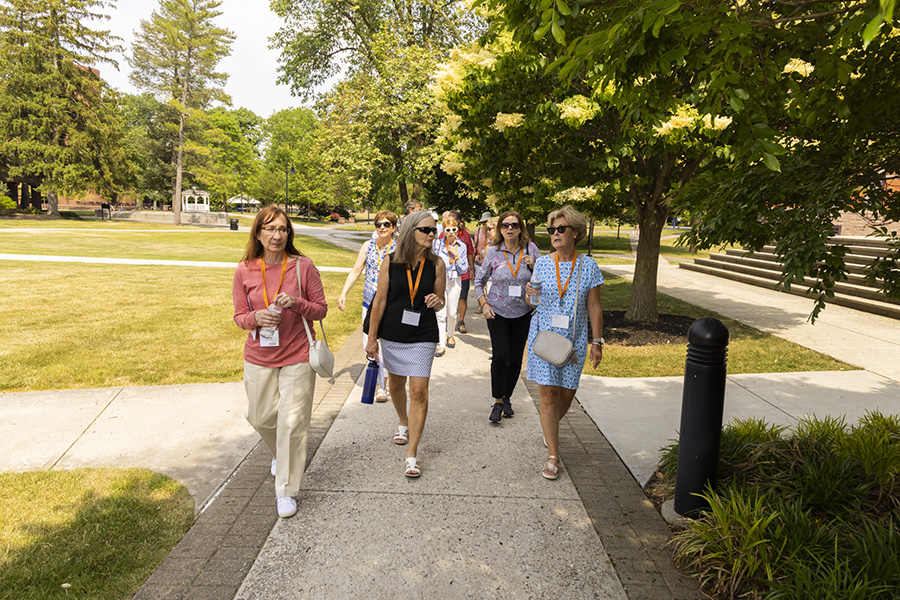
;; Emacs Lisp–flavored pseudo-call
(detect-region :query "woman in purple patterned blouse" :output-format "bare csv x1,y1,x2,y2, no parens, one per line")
474,211,541,424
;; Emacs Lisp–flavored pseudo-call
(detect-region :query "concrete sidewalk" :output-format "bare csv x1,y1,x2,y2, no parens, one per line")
230,314,690,600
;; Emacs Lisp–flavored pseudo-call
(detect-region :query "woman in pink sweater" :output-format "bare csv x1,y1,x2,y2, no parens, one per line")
232,206,327,518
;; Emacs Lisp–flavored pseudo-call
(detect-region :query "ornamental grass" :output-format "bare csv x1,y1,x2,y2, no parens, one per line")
661,413,900,599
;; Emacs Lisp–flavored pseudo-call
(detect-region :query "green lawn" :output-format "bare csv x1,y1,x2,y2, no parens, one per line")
0,222,358,267
0,217,853,390
0,468,194,600
587,274,854,377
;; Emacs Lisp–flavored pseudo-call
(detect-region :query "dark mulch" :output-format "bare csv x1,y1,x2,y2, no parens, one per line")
602,310,697,346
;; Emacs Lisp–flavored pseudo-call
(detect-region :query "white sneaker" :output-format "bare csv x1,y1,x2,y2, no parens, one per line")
270,458,277,476
276,496,297,518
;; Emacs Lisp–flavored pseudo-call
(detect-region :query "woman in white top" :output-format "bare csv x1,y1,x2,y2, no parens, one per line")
432,216,469,357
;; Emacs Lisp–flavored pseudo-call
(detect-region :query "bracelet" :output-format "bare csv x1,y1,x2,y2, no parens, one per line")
591,337,605,347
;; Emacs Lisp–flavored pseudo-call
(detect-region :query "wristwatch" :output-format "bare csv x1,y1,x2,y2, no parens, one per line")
591,338,605,347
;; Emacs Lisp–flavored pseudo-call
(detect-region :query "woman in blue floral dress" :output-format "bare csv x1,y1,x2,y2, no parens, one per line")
526,205,604,480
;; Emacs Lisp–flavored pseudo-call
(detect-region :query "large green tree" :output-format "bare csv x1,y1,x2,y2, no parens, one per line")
263,107,322,214
128,0,234,225
0,0,129,215
122,93,177,207
487,0,899,321
270,0,478,206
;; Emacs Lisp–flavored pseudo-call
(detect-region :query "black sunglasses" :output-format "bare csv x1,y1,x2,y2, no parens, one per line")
414,226,438,234
374,221,393,228
500,222,520,230
547,225,572,235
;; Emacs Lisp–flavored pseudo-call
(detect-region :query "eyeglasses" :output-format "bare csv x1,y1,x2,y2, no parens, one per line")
414,226,438,234
444,227,458,234
374,221,393,229
261,226,290,235
500,222,520,230
547,225,572,235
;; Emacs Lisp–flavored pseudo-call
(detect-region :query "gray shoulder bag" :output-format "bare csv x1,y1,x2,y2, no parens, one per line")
532,255,582,367
296,258,334,379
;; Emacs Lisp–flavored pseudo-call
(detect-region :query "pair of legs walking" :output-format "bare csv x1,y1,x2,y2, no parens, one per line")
388,373,429,477
538,384,576,479
486,313,531,422
244,361,315,516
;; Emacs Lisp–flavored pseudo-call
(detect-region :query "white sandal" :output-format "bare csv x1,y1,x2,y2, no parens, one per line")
393,425,409,445
375,388,389,403
405,457,421,478
542,456,560,480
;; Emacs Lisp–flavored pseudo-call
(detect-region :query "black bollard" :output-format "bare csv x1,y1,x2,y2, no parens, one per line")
674,317,729,517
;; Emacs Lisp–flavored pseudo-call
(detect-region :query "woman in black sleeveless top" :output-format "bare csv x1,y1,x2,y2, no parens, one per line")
365,211,446,478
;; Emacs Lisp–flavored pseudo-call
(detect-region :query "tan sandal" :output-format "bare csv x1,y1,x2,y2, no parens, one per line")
542,456,560,480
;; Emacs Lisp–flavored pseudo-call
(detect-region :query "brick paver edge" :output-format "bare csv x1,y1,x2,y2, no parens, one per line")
132,327,365,600
523,379,702,600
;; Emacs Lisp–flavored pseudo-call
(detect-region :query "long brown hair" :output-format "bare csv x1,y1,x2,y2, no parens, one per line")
240,206,302,263
491,210,531,247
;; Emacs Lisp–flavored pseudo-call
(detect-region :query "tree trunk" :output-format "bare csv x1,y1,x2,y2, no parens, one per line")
172,111,185,226
627,202,668,322
47,190,59,216
398,178,409,205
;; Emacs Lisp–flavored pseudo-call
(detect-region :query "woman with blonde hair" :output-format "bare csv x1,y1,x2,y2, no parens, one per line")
365,211,446,477
475,210,541,423
232,206,328,517
525,205,604,480
432,215,469,357
337,210,398,401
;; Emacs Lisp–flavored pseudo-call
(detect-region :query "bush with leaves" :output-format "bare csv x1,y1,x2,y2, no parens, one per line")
662,412,900,599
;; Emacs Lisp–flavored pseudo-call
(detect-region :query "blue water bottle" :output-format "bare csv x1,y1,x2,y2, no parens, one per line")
361,359,379,404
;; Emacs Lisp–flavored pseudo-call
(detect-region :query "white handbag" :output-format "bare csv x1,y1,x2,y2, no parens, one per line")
296,259,334,379
533,256,582,367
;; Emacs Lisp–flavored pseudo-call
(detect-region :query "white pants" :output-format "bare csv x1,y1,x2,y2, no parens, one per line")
243,361,315,497
436,276,462,349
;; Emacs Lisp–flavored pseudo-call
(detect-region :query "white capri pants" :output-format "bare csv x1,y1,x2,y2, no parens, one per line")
436,275,462,349
243,361,315,497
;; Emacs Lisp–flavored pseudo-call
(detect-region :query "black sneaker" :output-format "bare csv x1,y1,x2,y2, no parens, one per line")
489,402,503,423
502,398,514,418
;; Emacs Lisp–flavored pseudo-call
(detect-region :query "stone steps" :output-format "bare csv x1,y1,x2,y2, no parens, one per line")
679,237,900,320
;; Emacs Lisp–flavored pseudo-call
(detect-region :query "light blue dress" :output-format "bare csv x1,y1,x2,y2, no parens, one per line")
526,254,604,389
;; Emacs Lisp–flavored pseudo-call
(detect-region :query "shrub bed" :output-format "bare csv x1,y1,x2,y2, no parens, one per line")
660,413,900,599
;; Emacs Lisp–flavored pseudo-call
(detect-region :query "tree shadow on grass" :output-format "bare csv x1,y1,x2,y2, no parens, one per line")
0,468,193,600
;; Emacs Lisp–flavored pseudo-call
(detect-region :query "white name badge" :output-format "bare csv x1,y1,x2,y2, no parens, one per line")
508,285,522,297
402,309,422,326
448,270,458,281
551,314,570,329
259,328,280,347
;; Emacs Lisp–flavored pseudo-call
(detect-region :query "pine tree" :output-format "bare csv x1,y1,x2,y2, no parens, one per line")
0,0,128,215
128,0,234,225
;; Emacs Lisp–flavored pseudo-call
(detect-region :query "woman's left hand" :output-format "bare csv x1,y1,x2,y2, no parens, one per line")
523,254,535,269
273,292,296,309
424,293,444,310
590,343,603,368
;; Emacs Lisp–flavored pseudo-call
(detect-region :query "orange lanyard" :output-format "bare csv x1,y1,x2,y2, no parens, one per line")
406,257,425,306
260,254,287,307
503,246,524,278
375,240,394,268
444,240,457,265
555,251,578,299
